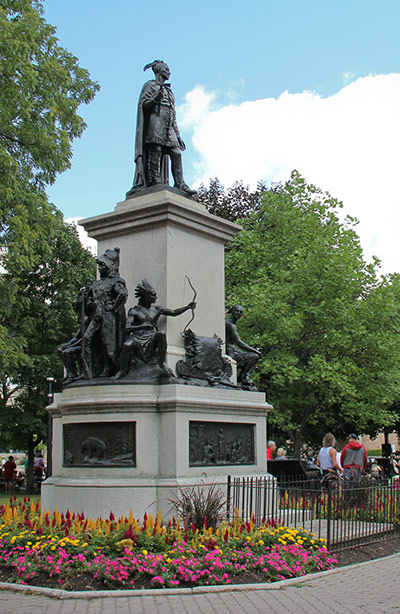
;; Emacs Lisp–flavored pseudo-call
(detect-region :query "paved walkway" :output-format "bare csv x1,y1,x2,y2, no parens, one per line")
1,553,399,614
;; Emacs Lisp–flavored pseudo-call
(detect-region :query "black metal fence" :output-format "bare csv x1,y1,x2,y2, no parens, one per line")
227,475,400,552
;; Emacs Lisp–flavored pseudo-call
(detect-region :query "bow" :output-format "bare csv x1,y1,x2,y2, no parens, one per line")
182,275,197,334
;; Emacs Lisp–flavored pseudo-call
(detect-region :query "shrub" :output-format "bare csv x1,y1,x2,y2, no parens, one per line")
168,480,226,530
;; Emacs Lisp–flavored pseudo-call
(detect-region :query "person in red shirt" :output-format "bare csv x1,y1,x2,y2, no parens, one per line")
267,440,276,461
2,455,17,492
340,433,367,483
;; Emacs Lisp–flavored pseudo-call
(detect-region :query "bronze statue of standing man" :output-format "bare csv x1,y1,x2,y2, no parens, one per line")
127,60,196,198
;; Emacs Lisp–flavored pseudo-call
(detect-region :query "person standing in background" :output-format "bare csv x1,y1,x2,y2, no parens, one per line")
267,440,276,461
317,433,343,475
341,433,367,482
3,455,16,492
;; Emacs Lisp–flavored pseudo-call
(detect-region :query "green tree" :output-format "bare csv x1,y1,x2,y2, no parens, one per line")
0,0,99,268
224,171,400,455
0,217,96,490
197,177,267,222
0,0,99,186
0,1,99,486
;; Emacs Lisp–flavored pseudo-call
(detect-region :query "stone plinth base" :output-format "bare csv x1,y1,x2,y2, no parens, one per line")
41,383,271,520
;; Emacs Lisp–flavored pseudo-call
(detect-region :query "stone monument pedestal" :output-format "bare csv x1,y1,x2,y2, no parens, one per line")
42,188,272,520
42,383,271,519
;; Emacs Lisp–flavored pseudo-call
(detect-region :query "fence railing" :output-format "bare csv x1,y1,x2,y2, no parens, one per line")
227,475,400,552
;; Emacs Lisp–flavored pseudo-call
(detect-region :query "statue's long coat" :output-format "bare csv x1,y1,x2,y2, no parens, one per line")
131,80,181,190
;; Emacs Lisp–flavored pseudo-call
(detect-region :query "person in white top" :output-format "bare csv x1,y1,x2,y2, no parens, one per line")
317,433,343,474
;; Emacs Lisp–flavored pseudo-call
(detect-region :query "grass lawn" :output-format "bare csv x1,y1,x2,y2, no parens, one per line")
0,492,40,506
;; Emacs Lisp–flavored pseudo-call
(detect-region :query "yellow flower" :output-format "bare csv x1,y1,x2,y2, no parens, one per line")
116,539,134,552
142,549,148,555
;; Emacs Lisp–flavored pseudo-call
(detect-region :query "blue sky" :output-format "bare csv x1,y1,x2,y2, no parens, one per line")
43,1,400,273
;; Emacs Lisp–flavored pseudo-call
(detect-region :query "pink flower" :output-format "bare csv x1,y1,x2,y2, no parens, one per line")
151,576,165,585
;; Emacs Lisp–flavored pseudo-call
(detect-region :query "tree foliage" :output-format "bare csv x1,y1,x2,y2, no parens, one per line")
0,0,99,187
0,0,99,374
219,171,400,454
0,218,96,486
197,177,267,222
0,1,99,480
0,0,99,269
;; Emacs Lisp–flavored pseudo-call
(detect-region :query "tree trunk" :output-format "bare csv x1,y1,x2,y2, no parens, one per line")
290,430,303,458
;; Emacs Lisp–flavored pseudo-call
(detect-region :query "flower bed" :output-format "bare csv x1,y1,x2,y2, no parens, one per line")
0,497,337,590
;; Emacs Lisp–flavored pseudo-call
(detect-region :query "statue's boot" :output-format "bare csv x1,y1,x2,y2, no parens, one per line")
171,156,197,196
148,148,163,185
176,182,197,196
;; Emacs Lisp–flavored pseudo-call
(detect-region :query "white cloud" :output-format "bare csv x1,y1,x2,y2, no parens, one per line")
66,217,97,256
178,86,216,130
181,74,400,275
341,71,356,84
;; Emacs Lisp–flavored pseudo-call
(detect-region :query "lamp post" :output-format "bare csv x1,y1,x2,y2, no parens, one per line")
46,377,55,478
